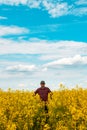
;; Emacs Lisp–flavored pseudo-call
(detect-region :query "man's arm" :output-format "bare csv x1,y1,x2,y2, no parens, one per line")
34,88,38,95
48,88,53,99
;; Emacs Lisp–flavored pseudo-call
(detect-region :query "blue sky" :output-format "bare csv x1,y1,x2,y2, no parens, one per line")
0,0,87,90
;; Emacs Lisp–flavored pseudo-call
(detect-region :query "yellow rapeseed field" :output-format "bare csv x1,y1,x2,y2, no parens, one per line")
0,85,87,130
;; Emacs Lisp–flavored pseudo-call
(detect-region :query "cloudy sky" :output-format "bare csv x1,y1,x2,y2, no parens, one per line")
0,0,87,90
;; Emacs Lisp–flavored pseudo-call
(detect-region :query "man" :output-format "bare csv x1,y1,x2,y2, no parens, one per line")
34,81,52,113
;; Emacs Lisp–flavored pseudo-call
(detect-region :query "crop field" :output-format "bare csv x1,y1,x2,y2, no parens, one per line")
0,86,87,130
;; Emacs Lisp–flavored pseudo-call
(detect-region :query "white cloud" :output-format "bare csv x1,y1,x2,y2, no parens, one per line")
0,0,41,7
6,64,37,72
27,0,41,8
40,0,87,17
42,67,48,72
44,55,87,67
39,54,64,61
0,0,87,17
0,39,87,56
0,0,26,6
71,7,87,16
42,1,71,17
0,16,7,20
42,1,87,17
0,25,29,36
76,0,87,5
0,38,87,89
0,55,87,90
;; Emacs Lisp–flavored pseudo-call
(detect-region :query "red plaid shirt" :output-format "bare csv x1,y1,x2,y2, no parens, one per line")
35,87,51,101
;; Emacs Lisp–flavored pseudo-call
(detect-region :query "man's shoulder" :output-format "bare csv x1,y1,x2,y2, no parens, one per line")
34,87,41,94
36,87,50,90
45,87,49,89
45,87,50,90
36,87,41,91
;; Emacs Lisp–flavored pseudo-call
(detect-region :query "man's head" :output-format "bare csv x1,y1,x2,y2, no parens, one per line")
40,81,45,88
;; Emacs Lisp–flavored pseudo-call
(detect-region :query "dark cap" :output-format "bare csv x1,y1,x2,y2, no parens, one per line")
40,81,45,84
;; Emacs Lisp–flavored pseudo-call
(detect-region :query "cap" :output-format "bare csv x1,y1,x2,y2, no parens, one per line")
40,81,45,84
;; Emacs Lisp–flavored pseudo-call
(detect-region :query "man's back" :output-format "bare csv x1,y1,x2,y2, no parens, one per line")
34,81,51,101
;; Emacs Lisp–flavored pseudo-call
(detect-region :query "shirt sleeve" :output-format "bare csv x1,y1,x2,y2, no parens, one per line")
34,88,39,95
48,88,51,93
